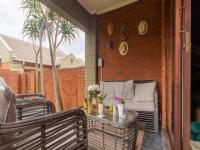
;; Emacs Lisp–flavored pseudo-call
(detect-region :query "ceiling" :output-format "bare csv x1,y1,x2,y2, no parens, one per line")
77,0,139,15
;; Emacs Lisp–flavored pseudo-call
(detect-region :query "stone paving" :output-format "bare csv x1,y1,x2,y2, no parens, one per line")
142,129,171,150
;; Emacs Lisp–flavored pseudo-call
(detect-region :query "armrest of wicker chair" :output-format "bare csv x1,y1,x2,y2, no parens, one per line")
16,98,56,121
0,108,87,150
16,93,46,100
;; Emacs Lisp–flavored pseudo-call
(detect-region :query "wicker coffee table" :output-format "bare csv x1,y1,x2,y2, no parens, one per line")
84,108,138,150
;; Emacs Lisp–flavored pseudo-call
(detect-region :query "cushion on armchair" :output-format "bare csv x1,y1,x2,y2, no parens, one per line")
132,82,156,102
114,82,124,97
100,80,157,112
114,80,135,99
0,78,16,123
126,101,155,111
100,81,115,106
123,80,135,100
100,81,115,98
0,77,16,146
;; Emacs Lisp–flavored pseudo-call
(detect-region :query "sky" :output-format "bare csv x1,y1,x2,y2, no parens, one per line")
0,0,85,60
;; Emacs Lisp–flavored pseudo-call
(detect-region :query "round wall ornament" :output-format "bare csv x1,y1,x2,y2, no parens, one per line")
120,25,129,40
138,20,148,35
106,40,113,50
119,41,129,56
107,23,114,36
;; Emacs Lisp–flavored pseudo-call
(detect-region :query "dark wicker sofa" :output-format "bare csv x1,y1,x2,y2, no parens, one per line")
0,94,88,150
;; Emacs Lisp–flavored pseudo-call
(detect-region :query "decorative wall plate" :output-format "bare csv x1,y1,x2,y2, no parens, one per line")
120,25,129,40
138,20,148,35
119,41,128,56
107,23,114,36
106,40,113,50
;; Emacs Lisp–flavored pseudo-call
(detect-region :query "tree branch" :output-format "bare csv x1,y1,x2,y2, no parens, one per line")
56,36,64,50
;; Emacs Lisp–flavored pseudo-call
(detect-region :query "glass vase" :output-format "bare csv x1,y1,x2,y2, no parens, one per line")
95,97,98,111
87,101,93,115
118,104,125,117
98,103,104,115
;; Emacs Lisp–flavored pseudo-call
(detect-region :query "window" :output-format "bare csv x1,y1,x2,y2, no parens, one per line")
70,58,73,64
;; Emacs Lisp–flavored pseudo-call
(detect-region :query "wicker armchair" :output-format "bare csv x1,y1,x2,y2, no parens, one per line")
0,108,87,150
16,96,55,120
0,95,88,150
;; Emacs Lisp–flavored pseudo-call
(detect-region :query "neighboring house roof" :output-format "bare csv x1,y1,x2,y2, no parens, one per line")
0,34,66,66
59,53,85,68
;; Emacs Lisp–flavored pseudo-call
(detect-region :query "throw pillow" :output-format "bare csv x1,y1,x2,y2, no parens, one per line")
132,81,156,102
123,80,135,100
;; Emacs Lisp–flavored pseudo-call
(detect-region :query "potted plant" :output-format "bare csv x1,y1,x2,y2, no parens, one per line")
97,93,107,115
115,96,126,117
88,84,100,110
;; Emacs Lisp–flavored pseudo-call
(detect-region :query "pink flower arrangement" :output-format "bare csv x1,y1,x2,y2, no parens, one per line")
115,96,125,104
115,96,121,103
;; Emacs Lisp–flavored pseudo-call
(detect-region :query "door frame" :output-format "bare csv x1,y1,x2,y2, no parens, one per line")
182,0,191,149
174,0,191,149
174,0,183,149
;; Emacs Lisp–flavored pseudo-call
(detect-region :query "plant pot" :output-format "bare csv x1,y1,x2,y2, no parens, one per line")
118,104,125,117
98,103,104,115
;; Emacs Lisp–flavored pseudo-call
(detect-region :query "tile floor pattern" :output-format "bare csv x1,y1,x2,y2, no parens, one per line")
142,131,163,150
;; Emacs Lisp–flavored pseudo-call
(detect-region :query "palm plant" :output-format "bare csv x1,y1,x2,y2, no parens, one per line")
22,0,46,94
21,0,41,16
45,10,78,111
22,0,78,112
22,17,40,93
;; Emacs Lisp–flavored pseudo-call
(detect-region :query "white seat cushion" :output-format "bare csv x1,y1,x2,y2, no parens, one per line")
126,101,155,112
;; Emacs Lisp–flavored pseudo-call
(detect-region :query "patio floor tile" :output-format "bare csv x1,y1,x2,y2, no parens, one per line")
142,131,163,150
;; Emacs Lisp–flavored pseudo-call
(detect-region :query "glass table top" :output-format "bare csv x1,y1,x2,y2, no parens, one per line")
83,107,138,128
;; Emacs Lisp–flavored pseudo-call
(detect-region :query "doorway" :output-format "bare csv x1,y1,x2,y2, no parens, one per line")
191,0,200,122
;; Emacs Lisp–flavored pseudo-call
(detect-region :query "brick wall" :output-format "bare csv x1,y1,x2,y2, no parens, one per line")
44,67,85,109
0,63,10,69
97,0,164,124
0,69,35,93
97,0,162,83
0,67,85,110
